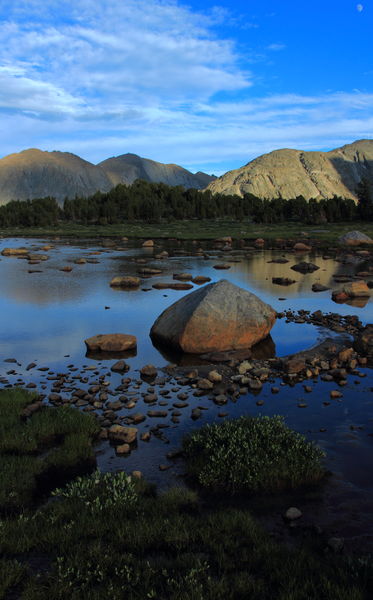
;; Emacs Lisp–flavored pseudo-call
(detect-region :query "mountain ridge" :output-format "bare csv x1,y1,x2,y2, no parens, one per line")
206,139,373,201
0,149,216,206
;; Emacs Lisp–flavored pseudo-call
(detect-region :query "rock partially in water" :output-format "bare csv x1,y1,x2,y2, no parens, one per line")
110,276,141,288
1,247,28,256
332,280,370,302
150,279,276,354
85,333,137,352
291,261,319,273
272,277,296,286
338,231,373,246
312,283,330,292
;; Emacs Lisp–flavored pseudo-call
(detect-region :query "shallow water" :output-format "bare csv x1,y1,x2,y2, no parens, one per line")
1,236,373,549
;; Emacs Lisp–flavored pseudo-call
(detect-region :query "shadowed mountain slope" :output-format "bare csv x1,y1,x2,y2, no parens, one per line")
0,149,215,206
99,153,215,189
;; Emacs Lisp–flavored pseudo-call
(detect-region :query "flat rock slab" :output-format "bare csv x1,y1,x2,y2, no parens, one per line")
151,279,276,354
85,333,137,352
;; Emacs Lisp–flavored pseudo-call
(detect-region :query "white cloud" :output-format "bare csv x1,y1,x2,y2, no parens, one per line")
0,1,372,175
357,4,364,12
266,43,286,51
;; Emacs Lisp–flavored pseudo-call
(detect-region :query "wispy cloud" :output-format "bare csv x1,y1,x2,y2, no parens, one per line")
0,1,372,174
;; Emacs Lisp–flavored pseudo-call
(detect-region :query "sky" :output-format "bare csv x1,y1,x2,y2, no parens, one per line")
0,0,372,175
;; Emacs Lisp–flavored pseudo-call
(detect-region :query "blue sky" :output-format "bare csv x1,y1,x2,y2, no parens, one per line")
0,0,372,175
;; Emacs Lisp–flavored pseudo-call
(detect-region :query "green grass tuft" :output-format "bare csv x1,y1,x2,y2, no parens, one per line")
0,389,99,512
182,415,326,494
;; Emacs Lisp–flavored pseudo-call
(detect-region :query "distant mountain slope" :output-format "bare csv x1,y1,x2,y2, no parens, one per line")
206,140,373,201
99,153,216,189
0,149,216,206
0,149,113,206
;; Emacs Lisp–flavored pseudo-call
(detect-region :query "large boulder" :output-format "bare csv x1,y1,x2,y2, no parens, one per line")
338,231,373,245
150,279,276,354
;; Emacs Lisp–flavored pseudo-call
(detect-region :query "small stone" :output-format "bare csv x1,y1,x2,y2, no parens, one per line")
131,470,142,479
116,443,130,455
140,364,157,378
197,378,213,390
284,507,302,521
111,360,129,372
208,370,222,383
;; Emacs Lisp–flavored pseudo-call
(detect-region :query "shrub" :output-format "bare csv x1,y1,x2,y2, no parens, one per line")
52,469,138,514
182,415,325,494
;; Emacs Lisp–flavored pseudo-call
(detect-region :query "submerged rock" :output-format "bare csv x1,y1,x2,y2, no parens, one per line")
150,279,276,354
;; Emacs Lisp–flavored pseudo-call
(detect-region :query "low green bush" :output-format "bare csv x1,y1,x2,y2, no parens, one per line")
52,469,138,514
182,415,325,494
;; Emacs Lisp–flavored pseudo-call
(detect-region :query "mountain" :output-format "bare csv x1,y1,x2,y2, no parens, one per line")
0,149,216,206
206,140,373,201
0,149,113,206
99,153,215,189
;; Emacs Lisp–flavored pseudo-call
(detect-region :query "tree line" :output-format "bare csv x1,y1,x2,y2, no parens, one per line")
0,177,372,228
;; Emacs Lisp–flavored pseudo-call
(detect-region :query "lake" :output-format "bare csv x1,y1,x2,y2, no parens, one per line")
1,236,373,549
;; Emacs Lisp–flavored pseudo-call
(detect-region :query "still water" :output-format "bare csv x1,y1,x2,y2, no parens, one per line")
0,237,372,548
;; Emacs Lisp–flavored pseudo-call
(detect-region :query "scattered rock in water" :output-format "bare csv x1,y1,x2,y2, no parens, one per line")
197,378,214,390
137,267,162,275
268,258,289,264
293,242,311,252
272,277,296,286
192,276,211,285
338,231,373,246
213,264,231,270
111,360,129,372
142,240,154,247
150,279,276,354
85,333,137,352
332,280,370,303
147,410,168,418
27,253,49,261
110,276,141,288
312,283,329,292
116,443,130,455
291,262,319,273
173,273,193,281
74,258,86,264
140,364,157,378
108,425,138,444
60,266,73,272
208,370,222,383
1,247,28,256
354,325,373,361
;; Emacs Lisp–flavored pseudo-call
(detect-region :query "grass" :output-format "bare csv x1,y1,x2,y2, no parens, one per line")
0,389,99,512
1,219,373,242
0,391,371,599
0,472,370,599
182,415,326,494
